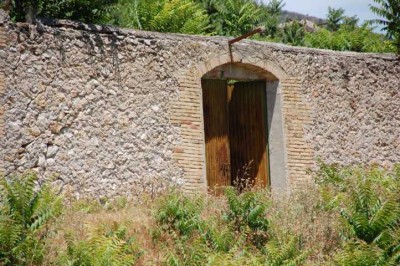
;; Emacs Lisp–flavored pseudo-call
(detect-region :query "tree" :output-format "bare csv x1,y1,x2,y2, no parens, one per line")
342,15,359,30
369,0,400,54
193,0,221,15
210,0,264,36
195,0,284,37
260,0,285,38
326,6,345,31
264,0,285,16
8,0,117,23
109,0,211,35
280,20,305,46
304,23,395,53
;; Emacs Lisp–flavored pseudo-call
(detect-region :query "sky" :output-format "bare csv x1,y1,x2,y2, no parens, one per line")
266,0,385,32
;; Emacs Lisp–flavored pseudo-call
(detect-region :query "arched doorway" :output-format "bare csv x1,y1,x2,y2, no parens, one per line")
201,62,281,192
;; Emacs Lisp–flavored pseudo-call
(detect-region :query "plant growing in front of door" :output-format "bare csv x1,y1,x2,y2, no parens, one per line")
224,186,270,248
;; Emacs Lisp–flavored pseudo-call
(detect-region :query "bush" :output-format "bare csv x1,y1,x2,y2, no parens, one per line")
315,163,400,265
224,187,270,248
152,187,310,265
2,162,397,265
8,0,117,23
0,172,62,265
58,221,142,266
264,236,310,266
304,25,395,53
154,192,204,237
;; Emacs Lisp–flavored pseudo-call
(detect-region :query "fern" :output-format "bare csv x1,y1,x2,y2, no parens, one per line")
211,0,263,36
340,169,399,245
264,236,309,266
224,187,270,248
155,192,204,237
304,24,395,53
316,164,400,265
336,240,399,266
0,172,63,265
60,221,141,266
203,221,235,252
109,0,211,35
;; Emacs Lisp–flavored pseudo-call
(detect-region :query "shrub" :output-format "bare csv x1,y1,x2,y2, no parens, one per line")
154,192,204,237
315,163,400,265
8,0,117,23
224,187,270,248
152,188,311,265
264,236,310,266
58,221,142,266
0,172,62,265
3,162,394,265
304,25,395,53
108,0,211,35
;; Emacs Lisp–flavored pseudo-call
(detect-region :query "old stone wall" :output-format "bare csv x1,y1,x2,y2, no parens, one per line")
0,19,399,197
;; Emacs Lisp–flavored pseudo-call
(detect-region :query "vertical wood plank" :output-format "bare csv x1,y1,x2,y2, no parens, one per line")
202,79,230,193
228,81,269,189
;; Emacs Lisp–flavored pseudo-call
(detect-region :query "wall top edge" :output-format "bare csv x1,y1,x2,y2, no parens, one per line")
1,15,397,61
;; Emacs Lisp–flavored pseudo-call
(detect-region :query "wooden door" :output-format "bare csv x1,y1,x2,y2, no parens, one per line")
202,79,231,193
202,79,269,192
228,81,269,190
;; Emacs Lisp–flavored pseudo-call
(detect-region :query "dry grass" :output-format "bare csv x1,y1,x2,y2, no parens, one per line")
41,186,341,265
42,197,162,265
268,186,341,264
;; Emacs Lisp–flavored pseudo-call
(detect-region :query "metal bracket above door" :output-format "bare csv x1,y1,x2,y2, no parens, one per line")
228,28,264,62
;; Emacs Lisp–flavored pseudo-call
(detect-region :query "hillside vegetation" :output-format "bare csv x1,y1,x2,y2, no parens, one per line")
1,164,399,265
3,0,399,54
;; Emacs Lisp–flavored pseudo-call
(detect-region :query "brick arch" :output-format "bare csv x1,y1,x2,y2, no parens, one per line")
190,52,288,81
171,53,313,193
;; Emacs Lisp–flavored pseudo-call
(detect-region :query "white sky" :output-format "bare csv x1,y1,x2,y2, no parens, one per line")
264,0,385,32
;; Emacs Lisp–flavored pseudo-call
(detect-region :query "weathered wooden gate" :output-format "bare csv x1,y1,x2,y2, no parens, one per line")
202,79,269,192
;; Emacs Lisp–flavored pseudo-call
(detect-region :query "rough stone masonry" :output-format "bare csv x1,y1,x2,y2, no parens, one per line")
0,15,399,198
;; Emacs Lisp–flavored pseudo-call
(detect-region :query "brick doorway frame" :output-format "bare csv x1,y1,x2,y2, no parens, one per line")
170,53,314,193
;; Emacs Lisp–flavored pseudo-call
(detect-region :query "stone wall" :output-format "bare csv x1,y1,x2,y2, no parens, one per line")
0,19,399,197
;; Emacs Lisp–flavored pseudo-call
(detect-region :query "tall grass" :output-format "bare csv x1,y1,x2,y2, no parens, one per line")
1,163,399,265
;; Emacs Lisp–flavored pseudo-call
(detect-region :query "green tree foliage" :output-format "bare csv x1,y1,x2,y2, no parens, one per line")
263,0,285,16
258,0,285,38
108,0,211,35
4,0,398,54
193,0,285,37
8,0,117,23
326,6,346,31
343,15,360,30
369,0,400,54
209,0,264,36
0,172,63,265
279,20,305,46
304,24,395,53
